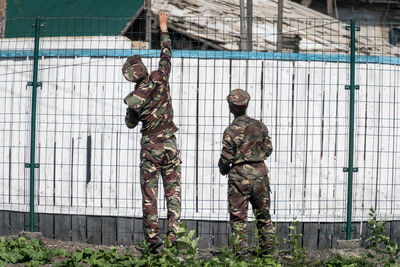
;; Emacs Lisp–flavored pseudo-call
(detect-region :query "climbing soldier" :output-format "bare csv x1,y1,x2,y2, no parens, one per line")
122,10,181,253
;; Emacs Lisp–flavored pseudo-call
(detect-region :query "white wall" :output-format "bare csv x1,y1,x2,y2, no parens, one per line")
1,46,400,223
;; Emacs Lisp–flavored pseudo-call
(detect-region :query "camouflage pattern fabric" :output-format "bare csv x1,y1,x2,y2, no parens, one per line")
140,129,181,244
122,55,149,83
122,31,181,245
218,115,273,173
123,32,178,137
228,163,274,251
226,88,250,106
218,112,274,251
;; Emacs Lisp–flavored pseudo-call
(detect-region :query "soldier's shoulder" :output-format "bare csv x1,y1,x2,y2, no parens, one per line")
232,115,253,126
223,125,232,135
256,119,268,129
243,115,257,122
226,122,246,137
223,123,239,137
246,116,266,127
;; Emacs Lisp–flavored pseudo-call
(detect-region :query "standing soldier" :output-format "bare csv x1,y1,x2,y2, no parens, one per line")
122,10,181,253
218,89,274,254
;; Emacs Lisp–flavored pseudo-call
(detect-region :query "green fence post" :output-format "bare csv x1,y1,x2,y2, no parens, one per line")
344,20,359,240
25,17,43,232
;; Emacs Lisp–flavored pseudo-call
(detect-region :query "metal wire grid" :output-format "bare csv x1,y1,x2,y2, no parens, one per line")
353,22,400,226
0,17,399,229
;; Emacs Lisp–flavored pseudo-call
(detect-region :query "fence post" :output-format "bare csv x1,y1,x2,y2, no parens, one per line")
25,17,42,232
344,20,359,240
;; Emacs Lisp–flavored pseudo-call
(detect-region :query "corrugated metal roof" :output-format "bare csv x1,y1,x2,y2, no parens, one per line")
5,0,144,37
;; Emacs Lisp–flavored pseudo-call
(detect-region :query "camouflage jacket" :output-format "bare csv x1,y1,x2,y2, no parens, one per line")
124,32,178,137
218,115,273,175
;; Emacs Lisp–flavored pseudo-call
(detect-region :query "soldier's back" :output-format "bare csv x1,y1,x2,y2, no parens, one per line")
226,115,268,164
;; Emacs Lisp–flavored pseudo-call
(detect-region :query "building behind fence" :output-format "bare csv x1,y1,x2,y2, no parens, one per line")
1,11,400,249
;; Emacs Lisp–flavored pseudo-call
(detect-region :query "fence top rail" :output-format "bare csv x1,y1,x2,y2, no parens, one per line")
1,48,400,65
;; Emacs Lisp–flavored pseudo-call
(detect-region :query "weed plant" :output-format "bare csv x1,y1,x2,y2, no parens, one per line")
0,236,66,266
365,207,400,266
281,219,306,266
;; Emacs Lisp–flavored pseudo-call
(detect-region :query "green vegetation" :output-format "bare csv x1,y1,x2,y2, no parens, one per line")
138,222,200,267
364,207,400,266
281,219,306,266
0,211,399,266
56,247,138,266
0,236,66,266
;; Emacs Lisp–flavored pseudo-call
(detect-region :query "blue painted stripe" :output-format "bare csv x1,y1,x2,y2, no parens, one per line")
1,49,400,65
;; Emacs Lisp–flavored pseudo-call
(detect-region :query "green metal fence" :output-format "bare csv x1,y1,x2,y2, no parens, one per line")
1,16,400,246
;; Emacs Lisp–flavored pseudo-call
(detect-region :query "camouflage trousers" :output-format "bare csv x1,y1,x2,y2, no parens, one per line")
140,133,181,245
228,162,274,251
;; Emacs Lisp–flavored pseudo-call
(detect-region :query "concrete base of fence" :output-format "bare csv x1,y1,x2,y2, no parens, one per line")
336,239,361,249
18,231,43,239
0,210,399,250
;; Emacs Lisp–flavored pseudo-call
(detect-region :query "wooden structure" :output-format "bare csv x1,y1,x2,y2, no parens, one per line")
149,0,399,56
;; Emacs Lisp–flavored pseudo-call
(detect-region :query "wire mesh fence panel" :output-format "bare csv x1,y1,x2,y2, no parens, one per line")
170,58,199,219
353,21,400,224
2,15,400,242
0,33,34,213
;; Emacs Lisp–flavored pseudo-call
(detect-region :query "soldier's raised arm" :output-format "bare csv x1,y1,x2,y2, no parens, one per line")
156,10,172,80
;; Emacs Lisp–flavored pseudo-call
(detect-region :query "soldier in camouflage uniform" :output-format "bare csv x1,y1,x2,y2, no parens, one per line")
122,11,181,253
218,89,274,254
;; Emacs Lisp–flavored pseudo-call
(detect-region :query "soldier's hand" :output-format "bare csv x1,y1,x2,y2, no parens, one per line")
125,108,139,129
218,158,230,175
159,10,168,32
219,168,229,176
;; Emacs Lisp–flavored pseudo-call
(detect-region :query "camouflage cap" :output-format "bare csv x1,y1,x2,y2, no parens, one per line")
122,55,148,82
227,89,250,106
